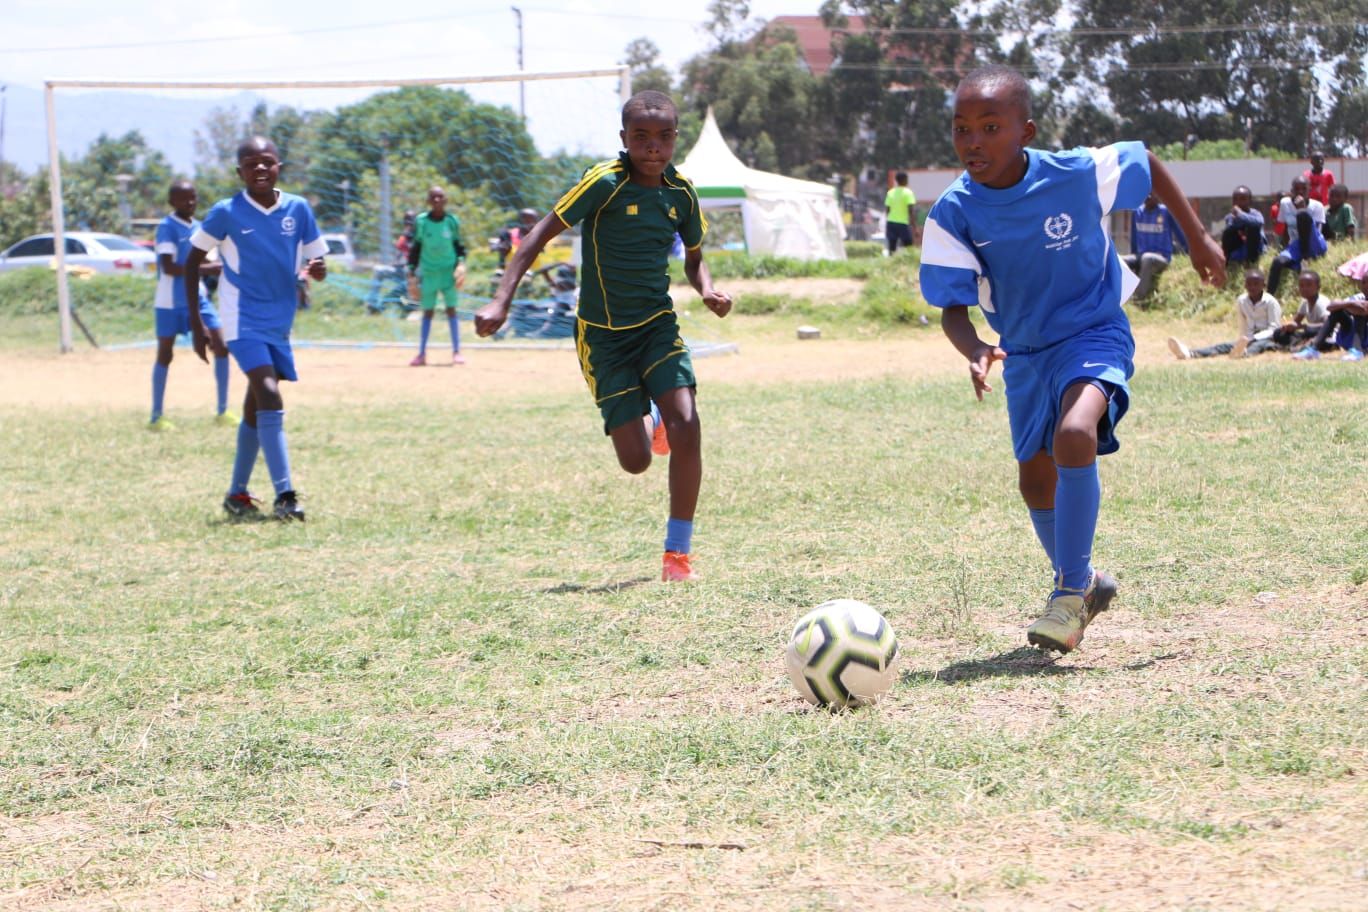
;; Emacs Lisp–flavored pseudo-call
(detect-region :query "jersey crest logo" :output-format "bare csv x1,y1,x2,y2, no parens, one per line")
281,216,297,235
626,204,639,216
669,205,678,220
1043,213,1073,241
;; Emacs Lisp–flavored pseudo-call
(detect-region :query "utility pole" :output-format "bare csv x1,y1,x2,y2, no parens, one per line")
512,6,525,122
0,85,7,177
378,136,392,260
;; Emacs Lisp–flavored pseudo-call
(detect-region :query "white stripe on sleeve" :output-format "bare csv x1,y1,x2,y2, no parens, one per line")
155,242,176,255
1089,145,1122,215
920,217,982,274
301,238,328,260
189,227,219,252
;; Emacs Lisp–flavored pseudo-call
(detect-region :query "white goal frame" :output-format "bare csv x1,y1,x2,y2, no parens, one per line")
44,67,630,352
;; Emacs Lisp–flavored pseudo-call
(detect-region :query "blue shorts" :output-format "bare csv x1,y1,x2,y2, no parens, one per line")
154,298,220,338
227,338,298,382
1002,323,1134,463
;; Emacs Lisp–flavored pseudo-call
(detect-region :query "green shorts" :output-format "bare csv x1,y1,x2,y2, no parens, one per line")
575,313,695,434
420,271,458,311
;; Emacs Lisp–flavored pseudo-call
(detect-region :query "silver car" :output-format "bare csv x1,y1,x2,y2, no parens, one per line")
0,232,158,275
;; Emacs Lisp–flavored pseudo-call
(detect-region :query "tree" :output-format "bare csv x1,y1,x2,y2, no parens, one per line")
622,38,673,96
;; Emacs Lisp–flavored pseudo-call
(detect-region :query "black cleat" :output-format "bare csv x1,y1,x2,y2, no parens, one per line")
272,490,305,522
223,491,261,519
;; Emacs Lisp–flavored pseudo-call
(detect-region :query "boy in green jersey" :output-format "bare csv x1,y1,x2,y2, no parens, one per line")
407,186,467,365
475,91,732,582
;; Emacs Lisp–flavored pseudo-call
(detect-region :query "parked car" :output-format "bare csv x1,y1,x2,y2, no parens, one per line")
0,232,158,275
322,232,356,271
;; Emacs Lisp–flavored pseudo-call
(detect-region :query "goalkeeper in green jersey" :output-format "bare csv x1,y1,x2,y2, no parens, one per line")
407,186,467,365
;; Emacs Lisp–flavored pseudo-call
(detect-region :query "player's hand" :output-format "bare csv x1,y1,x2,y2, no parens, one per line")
190,327,209,363
474,299,510,337
200,261,222,276
703,289,732,318
307,257,326,281
968,343,1006,401
1189,234,1226,287
406,275,420,301
455,263,466,290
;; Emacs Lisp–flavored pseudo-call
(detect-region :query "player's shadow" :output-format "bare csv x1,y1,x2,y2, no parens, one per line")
541,576,653,595
902,646,1088,684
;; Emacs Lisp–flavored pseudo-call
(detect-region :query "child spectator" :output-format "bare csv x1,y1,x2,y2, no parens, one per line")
1277,269,1331,350
918,66,1224,654
406,187,467,366
884,171,917,255
184,136,327,522
1303,151,1336,206
1222,186,1266,266
149,179,231,430
1267,176,1327,296
1324,184,1357,243
1122,193,1188,301
1167,269,1281,359
475,91,732,583
1293,273,1368,361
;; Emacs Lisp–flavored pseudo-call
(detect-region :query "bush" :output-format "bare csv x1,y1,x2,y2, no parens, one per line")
844,241,884,259
0,268,153,316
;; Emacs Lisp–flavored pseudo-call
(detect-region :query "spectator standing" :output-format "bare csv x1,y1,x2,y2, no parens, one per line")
1303,151,1336,206
883,172,917,255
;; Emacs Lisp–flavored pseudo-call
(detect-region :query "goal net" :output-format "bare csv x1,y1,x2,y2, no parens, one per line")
40,68,628,352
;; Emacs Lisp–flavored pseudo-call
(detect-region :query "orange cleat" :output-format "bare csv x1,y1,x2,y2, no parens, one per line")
661,550,695,582
651,416,670,456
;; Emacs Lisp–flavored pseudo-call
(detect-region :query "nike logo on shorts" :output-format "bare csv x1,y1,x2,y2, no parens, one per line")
974,240,992,247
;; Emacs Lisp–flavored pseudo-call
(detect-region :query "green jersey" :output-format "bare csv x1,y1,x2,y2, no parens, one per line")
553,152,706,330
412,211,462,274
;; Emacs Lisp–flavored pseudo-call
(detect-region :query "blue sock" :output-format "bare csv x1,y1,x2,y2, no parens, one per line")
1028,507,1057,570
151,362,168,421
649,401,662,432
256,409,293,495
419,318,432,356
448,313,460,352
1054,463,1100,594
229,421,259,494
214,356,230,414
664,517,693,554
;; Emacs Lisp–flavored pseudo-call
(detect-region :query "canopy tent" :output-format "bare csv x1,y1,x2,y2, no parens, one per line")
678,109,846,260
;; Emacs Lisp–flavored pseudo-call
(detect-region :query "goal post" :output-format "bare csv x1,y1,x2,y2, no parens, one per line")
44,67,630,353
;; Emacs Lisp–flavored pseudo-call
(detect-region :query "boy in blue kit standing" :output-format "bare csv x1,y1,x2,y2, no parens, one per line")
183,137,327,521
474,91,732,582
149,180,232,430
919,67,1225,653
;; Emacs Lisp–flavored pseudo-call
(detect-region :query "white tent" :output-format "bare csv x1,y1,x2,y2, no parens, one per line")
678,109,846,261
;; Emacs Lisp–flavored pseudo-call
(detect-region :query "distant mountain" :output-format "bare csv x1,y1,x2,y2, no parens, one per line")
2,83,266,173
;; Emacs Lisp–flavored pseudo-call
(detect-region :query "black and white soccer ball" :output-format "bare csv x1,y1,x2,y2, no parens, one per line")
785,599,899,708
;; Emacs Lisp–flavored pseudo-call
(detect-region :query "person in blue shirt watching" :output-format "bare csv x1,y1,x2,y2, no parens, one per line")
149,180,232,430
183,136,328,522
1222,185,1266,267
1122,194,1187,303
919,66,1225,654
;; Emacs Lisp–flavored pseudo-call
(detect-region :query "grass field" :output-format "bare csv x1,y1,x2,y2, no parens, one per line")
2,294,1366,910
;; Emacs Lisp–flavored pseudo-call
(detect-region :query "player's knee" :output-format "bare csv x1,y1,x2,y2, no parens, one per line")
664,413,700,452
618,451,651,474
1053,421,1097,459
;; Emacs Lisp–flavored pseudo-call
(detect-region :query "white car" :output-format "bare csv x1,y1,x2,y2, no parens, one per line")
0,232,158,275
322,232,356,271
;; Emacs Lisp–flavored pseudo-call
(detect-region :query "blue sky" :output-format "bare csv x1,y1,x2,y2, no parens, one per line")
2,0,805,161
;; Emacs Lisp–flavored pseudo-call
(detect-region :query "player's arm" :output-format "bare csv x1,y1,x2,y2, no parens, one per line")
1148,151,1224,286
159,253,182,277
183,246,211,362
684,246,731,318
474,213,567,336
941,305,1005,401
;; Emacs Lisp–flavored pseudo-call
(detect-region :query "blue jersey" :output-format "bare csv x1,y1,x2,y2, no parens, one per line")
154,214,205,310
919,142,1151,352
191,190,326,342
1131,203,1187,260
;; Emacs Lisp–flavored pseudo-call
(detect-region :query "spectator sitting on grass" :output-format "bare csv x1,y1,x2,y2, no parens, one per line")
1324,184,1357,243
1277,269,1331,351
1293,272,1368,362
1267,176,1327,296
1122,193,1188,303
1222,185,1266,267
1168,268,1282,360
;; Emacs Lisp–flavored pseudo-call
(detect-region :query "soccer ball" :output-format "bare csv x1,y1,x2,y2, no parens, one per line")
785,599,899,708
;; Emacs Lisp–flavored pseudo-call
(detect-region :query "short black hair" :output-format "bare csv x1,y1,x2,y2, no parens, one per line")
1299,269,1320,284
895,171,908,185
236,136,279,162
621,90,678,128
168,179,195,196
1245,268,1265,280
956,66,1031,119
1330,182,1349,195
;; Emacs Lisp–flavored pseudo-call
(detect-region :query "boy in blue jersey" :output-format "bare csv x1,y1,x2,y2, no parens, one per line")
474,91,732,583
183,137,328,521
149,180,231,430
1122,194,1187,302
919,66,1225,653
